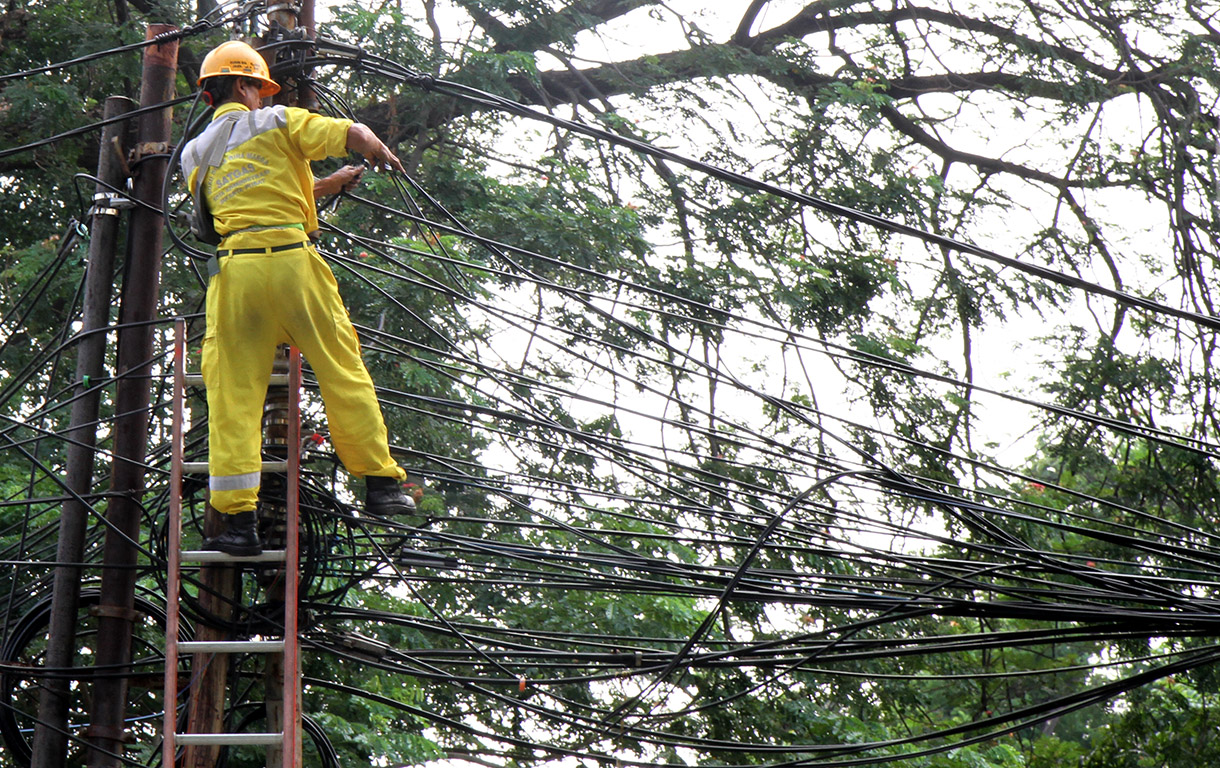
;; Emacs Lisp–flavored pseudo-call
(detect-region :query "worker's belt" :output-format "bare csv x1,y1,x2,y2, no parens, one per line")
207,241,308,277
215,241,309,257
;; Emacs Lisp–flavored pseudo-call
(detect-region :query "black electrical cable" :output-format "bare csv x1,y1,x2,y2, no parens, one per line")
0,96,195,162
5,26,1220,768
309,41,1220,334
327,186,1220,469
0,13,248,87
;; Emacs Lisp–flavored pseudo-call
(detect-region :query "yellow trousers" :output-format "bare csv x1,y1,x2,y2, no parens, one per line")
202,244,404,515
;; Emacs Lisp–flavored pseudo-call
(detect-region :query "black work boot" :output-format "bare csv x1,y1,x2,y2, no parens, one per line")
202,509,262,556
365,475,416,517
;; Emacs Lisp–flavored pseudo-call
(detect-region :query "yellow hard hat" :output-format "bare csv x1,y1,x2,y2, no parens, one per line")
198,40,280,97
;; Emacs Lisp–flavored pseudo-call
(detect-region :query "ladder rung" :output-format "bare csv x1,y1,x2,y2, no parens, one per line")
174,732,284,746
183,373,290,388
178,640,285,654
180,549,287,564
181,460,289,475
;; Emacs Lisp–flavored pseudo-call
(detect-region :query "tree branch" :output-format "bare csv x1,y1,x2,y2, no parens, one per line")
732,0,771,45
453,0,657,53
878,102,1067,187
744,2,1143,91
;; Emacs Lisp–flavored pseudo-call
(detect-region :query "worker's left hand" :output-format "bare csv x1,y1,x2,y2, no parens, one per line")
332,164,366,193
315,165,367,198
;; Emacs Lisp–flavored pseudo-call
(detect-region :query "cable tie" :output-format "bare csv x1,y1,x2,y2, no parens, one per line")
403,72,435,89
52,218,85,256
152,18,226,45
301,431,326,453
320,39,361,57
151,28,183,44
179,20,214,37
518,675,527,692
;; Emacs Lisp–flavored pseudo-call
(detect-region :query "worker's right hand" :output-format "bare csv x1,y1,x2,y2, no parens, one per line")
365,142,404,174
347,123,405,174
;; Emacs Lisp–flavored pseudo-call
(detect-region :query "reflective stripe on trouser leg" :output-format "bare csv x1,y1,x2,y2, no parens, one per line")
209,472,262,516
289,249,404,481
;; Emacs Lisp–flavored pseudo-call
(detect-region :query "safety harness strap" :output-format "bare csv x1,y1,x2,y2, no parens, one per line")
192,113,242,277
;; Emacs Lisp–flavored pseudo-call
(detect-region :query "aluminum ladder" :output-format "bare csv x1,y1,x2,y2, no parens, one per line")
163,317,303,767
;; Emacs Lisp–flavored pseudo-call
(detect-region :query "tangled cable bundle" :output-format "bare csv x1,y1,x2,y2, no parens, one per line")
0,5,1216,765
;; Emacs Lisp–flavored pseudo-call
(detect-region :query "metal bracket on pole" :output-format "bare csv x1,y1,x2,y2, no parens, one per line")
87,604,143,622
131,140,170,162
88,192,136,218
82,726,135,744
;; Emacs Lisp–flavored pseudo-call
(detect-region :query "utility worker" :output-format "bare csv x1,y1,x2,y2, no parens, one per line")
182,40,415,556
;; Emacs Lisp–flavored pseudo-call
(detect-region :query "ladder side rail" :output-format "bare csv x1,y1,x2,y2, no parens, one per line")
284,345,303,768
163,318,187,766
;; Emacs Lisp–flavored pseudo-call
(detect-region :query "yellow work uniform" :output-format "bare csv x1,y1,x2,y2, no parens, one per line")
182,102,405,516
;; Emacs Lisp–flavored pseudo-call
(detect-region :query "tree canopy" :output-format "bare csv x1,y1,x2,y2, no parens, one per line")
1,0,1219,766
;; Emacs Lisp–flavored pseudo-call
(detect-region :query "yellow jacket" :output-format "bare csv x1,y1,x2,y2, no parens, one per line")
182,102,352,249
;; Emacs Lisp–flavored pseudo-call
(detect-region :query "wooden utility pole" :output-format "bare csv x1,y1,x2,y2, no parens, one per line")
30,95,135,768
268,0,317,110
85,25,178,768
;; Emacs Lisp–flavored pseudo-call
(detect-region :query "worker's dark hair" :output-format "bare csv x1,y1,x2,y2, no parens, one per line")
201,75,260,107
